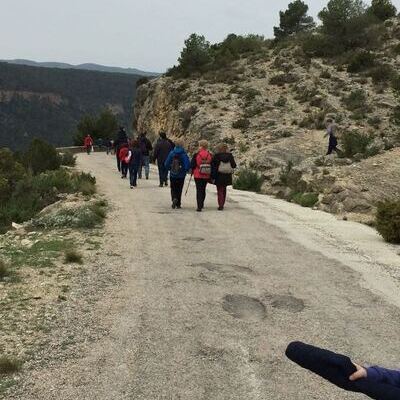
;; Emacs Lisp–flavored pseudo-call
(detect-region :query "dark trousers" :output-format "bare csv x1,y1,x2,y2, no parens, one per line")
158,160,168,185
195,179,208,209
327,136,338,155
286,341,400,400
217,185,227,208
129,165,139,186
121,162,128,177
170,178,185,207
86,145,91,155
117,153,121,172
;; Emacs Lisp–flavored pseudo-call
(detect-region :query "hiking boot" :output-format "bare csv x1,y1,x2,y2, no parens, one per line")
164,182,168,187
172,198,178,209
196,208,202,212
130,186,134,189
159,183,163,187
176,205,181,209
146,176,149,180
218,206,224,211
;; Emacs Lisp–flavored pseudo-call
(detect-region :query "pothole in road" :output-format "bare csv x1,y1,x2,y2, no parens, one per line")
270,295,305,313
183,237,205,242
222,294,266,321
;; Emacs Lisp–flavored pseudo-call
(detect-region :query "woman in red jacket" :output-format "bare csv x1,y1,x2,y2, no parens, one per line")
190,140,212,212
84,135,94,155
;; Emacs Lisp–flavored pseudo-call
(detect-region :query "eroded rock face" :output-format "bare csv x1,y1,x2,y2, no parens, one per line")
133,18,400,221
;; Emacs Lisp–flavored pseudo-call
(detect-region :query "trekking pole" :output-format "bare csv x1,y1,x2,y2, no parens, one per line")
185,173,193,196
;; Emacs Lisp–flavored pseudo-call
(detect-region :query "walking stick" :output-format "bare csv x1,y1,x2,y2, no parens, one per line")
185,173,193,196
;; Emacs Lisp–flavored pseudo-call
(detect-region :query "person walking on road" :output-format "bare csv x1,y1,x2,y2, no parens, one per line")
84,134,94,155
114,127,128,172
164,138,190,209
324,118,339,155
138,132,153,180
153,131,174,187
128,139,142,189
211,143,237,211
191,140,212,212
118,143,129,179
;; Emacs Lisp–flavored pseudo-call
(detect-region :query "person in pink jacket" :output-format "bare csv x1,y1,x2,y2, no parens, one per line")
190,140,212,212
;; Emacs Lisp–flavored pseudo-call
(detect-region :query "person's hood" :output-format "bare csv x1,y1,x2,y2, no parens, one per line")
172,146,185,155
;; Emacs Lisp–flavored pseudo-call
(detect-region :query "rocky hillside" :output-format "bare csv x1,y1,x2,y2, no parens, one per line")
134,18,400,224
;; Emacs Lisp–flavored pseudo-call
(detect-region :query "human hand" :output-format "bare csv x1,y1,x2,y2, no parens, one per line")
349,363,367,381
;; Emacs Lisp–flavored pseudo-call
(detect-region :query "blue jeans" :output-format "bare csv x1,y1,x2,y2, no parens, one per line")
138,155,150,179
129,165,139,186
158,160,168,185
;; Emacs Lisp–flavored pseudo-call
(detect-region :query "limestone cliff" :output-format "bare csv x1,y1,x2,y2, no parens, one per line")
134,19,400,223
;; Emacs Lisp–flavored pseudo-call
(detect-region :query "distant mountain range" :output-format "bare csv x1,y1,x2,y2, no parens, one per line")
2,59,161,77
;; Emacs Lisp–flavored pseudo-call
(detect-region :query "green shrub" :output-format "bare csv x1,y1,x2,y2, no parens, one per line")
341,131,374,158
367,115,381,127
279,160,294,186
291,192,319,207
368,0,397,21
391,105,400,125
302,33,338,57
64,249,83,264
59,152,76,167
376,200,400,243
0,260,9,281
342,89,368,112
368,63,394,83
238,142,249,153
274,0,315,40
33,202,106,230
233,169,263,192
241,87,261,103
392,43,400,55
391,75,400,92
274,96,287,107
347,51,376,73
25,138,60,175
270,73,298,86
232,118,250,130
136,77,149,88
0,357,21,375
320,70,332,79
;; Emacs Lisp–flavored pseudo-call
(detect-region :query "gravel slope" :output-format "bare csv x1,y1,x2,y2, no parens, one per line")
9,152,400,400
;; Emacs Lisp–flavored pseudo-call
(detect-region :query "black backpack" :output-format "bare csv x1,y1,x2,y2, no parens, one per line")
171,154,183,175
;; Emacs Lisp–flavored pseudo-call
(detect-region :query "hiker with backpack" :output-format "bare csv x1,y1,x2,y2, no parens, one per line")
164,138,191,209
84,134,94,155
128,139,142,189
191,140,212,212
153,131,174,187
118,143,130,179
211,143,237,211
138,132,153,180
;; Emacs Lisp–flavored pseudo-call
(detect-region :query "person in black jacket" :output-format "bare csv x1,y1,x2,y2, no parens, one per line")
211,143,237,211
153,131,174,187
114,127,128,172
138,132,153,180
128,139,142,189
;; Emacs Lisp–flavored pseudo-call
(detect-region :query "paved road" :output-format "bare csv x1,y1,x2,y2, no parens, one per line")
16,153,400,399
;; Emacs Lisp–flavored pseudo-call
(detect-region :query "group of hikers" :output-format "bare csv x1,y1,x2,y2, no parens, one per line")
86,128,237,211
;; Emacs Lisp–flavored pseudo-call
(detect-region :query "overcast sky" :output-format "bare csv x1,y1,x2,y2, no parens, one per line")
2,0,400,73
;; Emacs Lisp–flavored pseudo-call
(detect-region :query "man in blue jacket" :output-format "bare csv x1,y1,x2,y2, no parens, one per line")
164,138,190,209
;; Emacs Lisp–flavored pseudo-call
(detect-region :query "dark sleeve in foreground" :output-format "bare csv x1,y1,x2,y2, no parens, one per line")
285,341,400,400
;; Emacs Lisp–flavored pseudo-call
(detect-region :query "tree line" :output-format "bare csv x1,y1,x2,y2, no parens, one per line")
168,0,398,77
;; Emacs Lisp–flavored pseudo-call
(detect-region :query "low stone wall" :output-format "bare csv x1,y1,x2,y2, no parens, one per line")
57,146,107,154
